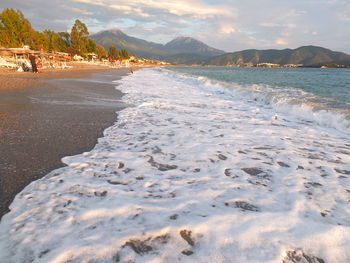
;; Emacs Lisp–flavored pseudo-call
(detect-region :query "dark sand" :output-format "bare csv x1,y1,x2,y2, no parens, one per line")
0,69,129,219
0,62,119,91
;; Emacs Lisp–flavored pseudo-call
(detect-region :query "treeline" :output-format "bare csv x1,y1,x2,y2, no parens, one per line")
0,8,130,60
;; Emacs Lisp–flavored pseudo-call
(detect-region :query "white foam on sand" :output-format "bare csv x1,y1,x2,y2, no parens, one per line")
0,68,349,263
165,70,350,134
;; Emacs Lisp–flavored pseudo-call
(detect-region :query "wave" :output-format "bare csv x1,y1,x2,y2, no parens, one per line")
164,68,350,134
1,68,350,263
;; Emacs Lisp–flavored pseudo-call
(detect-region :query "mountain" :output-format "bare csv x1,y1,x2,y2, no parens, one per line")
90,29,225,60
205,46,350,67
90,29,166,59
164,37,225,57
161,53,211,65
91,29,350,66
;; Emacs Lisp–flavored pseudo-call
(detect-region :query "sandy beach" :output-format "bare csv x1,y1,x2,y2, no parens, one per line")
0,65,129,218
1,2,350,262
0,62,120,91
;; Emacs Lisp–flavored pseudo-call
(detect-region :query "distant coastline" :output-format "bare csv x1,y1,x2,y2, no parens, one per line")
168,64,350,68
91,29,350,68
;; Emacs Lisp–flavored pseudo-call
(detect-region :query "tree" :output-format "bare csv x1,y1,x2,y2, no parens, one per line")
108,45,119,60
86,38,97,53
43,30,68,52
29,30,46,50
0,8,36,48
0,17,4,46
70,19,89,55
44,30,57,51
0,9,108,57
119,48,130,59
96,44,107,59
58,32,71,46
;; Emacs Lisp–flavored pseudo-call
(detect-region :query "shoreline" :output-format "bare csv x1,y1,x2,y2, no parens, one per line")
0,62,128,91
1,68,348,262
0,66,130,219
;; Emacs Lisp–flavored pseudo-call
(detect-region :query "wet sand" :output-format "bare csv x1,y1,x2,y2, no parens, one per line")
0,68,130,219
0,62,118,91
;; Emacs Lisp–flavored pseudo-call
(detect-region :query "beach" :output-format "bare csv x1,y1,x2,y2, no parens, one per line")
2,1,350,261
0,65,129,218
0,67,349,263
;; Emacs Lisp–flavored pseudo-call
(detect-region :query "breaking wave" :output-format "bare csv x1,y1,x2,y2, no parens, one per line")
164,68,350,134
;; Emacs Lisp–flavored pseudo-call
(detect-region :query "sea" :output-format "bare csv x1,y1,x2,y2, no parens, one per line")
0,67,349,263
169,67,350,132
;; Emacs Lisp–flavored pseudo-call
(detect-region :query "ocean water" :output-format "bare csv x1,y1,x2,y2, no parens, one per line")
169,67,350,132
170,67,350,103
0,68,349,263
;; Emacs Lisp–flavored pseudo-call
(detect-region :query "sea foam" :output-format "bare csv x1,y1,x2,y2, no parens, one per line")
0,68,349,263
164,69,350,134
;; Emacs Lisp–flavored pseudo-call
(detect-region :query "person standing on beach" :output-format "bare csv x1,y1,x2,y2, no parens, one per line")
29,54,38,73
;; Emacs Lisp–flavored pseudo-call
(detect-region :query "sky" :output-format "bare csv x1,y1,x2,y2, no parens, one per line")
1,0,349,53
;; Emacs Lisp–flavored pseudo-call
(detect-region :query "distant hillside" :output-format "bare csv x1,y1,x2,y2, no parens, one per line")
90,29,166,59
161,53,210,65
91,30,350,66
206,46,350,67
90,29,225,60
164,37,224,57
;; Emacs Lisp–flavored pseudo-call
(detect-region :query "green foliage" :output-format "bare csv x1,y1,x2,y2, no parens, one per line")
43,30,68,52
70,19,89,55
106,46,131,60
0,8,67,52
86,39,97,53
108,45,119,60
119,48,130,59
0,8,37,48
29,30,46,50
0,8,120,60
58,32,71,46
96,44,107,59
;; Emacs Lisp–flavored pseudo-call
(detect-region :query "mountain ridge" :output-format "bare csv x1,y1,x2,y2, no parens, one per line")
164,36,224,57
90,29,225,59
90,29,350,66
206,45,350,66
90,29,166,58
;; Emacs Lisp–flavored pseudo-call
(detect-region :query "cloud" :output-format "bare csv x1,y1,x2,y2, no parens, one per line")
286,9,307,17
0,0,349,53
219,24,238,35
60,5,93,15
338,13,350,21
71,0,235,19
110,5,151,18
275,39,288,46
260,23,281,28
